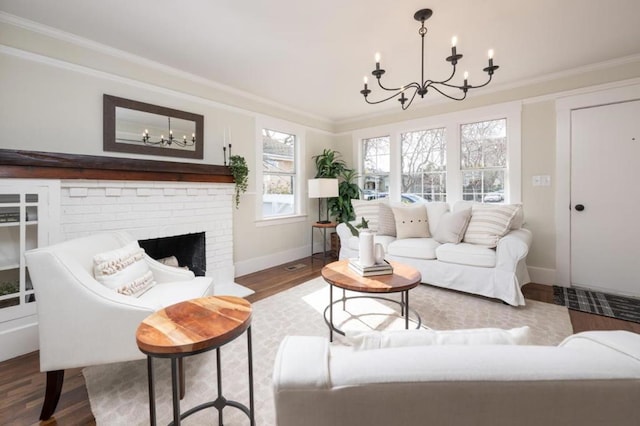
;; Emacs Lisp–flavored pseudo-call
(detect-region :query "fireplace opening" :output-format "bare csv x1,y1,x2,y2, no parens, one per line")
139,232,206,276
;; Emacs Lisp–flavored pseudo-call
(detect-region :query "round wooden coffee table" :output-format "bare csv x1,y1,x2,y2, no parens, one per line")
321,260,422,341
136,296,254,426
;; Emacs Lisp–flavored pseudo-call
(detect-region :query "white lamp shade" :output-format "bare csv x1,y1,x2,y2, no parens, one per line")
308,178,339,198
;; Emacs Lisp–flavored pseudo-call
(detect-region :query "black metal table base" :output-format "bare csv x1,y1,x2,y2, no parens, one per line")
146,327,255,426
324,286,422,342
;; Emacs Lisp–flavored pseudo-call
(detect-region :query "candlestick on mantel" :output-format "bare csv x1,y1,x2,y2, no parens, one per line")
223,146,227,166
228,143,232,158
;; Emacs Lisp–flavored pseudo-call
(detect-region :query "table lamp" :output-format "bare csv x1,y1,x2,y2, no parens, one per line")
308,178,339,224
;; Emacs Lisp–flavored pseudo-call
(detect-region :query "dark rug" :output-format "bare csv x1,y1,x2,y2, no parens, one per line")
553,286,640,324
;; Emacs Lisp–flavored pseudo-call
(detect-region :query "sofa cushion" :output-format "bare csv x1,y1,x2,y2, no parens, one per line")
351,199,385,232
93,241,156,297
346,326,531,350
377,203,396,236
433,208,472,244
436,242,496,267
347,234,396,252
138,277,214,308
424,202,450,235
463,204,520,247
387,238,440,260
392,205,430,239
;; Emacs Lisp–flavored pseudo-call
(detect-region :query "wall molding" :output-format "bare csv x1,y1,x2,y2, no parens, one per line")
527,266,556,286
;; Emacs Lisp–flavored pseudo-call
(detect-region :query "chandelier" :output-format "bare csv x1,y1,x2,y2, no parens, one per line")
360,8,499,110
142,117,196,147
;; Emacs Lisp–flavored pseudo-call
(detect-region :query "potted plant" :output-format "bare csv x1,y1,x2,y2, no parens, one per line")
229,155,249,209
328,168,361,224
312,148,346,178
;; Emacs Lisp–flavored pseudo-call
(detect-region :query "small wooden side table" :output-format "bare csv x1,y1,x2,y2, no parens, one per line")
321,260,422,342
311,221,337,263
136,296,254,426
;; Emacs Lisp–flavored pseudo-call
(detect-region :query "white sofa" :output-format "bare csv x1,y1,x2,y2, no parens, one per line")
273,331,640,426
336,201,532,305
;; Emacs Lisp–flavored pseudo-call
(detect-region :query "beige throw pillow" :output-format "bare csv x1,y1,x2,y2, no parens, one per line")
433,208,472,244
392,205,429,239
93,241,156,297
463,204,520,247
377,203,396,236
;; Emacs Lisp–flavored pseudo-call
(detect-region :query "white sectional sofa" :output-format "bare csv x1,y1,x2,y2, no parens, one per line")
336,200,532,306
273,330,640,426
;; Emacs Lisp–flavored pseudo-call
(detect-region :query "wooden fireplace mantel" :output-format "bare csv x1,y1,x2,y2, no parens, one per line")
0,149,234,183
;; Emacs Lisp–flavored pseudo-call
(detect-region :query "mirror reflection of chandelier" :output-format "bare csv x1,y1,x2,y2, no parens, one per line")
142,117,196,147
360,8,499,110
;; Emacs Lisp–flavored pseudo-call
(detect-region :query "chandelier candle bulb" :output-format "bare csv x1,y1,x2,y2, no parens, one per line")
375,52,381,70
451,36,458,55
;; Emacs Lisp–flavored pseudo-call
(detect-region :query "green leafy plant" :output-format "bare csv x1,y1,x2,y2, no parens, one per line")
328,168,361,224
312,148,347,178
346,217,369,237
228,155,249,209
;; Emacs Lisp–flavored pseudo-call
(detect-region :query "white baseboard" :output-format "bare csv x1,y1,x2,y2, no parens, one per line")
0,319,39,362
528,266,556,286
234,245,310,277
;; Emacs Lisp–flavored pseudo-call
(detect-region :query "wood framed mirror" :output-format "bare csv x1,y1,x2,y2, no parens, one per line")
103,94,204,159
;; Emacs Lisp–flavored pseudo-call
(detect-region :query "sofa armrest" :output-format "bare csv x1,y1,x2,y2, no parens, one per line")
335,222,355,245
560,331,640,361
495,228,532,271
273,336,330,392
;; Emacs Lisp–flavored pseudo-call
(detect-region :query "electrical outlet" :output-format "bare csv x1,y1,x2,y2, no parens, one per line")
540,175,551,186
532,176,541,186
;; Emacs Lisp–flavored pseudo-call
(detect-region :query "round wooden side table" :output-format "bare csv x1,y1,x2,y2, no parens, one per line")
136,296,254,426
321,259,422,342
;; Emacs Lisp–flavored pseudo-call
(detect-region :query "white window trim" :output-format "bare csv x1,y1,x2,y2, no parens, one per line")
353,101,522,204
255,115,307,225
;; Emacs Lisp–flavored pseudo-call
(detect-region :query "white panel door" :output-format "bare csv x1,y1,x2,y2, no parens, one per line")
570,100,640,296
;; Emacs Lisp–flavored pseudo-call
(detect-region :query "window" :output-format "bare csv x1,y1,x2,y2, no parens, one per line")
362,136,390,200
354,102,521,205
262,128,296,218
460,119,506,203
401,128,447,202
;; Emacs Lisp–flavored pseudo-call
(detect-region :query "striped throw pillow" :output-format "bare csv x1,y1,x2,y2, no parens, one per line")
463,204,520,247
351,199,384,232
377,203,397,236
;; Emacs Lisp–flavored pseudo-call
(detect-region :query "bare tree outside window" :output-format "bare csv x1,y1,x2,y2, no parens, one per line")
362,136,390,200
401,128,447,202
460,119,506,202
262,128,296,217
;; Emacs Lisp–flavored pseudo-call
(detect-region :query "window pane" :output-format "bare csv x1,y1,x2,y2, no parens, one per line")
401,128,447,202
262,175,294,217
462,170,505,202
262,129,295,173
460,119,506,169
362,136,390,199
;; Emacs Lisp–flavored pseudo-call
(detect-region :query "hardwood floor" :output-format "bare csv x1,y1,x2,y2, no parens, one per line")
1,256,638,425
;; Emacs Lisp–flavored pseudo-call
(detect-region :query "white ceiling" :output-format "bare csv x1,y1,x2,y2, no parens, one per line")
2,0,640,122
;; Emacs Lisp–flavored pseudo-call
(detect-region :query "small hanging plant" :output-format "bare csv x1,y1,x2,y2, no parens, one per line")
228,155,249,209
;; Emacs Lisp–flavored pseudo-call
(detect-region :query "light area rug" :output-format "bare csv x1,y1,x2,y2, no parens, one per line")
84,277,572,425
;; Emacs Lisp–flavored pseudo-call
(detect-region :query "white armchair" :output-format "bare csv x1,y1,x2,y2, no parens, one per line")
25,231,214,420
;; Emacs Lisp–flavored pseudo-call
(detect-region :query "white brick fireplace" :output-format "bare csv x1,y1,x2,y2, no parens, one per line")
59,179,238,287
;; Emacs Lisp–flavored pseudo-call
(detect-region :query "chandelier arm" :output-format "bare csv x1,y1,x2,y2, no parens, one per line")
429,84,468,101
465,73,494,90
364,87,418,105
401,88,421,110
376,78,421,93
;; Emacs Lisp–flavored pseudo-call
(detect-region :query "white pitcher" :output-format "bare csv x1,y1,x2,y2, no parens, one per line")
358,231,375,267
374,243,385,265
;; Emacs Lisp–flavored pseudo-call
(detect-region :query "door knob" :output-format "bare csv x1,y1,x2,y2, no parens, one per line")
575,204,585,211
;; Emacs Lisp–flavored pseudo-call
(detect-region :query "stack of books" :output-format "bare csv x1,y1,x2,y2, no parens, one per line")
348,258,393,276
